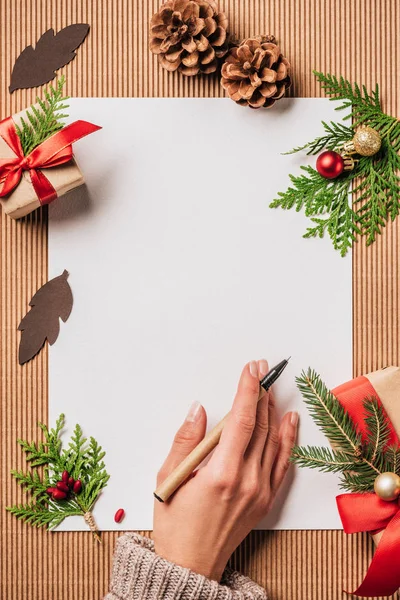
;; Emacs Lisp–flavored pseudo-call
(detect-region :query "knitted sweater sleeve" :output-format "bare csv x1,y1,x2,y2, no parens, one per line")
105,533,268,600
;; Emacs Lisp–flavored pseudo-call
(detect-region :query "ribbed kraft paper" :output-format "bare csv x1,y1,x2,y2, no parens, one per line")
0,1,399,598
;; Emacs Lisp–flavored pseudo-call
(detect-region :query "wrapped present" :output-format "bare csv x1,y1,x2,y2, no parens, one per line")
293,366,400,598
332,367,400,597
0,105,100,219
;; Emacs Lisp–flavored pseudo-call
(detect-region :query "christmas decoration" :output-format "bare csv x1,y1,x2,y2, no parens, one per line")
18,270,73,365
7,414,109,542
149,0,229,76
374,472,400,501
45,471,82,501
270,71,400,256
316,150,344,179
343,125,382,157
0,77,101,219
220,35,290,109
292,368,400,597
9,25,90,93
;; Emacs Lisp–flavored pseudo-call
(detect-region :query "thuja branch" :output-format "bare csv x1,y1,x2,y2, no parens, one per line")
15,76,69,156
7,414,109,539
270,71,400,255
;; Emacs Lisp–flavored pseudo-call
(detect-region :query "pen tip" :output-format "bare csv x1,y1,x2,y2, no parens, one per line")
286,356,291,362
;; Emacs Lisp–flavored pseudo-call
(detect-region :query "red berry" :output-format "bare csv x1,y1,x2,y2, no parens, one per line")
52,489,67,500
68,477,75,488
46,487,56,495
61,471,69,483
73,480,82,494
316,150,344,179
114,508,125,524
56,481,69,493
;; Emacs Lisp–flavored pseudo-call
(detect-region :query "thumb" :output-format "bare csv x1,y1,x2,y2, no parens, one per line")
157,402,207,486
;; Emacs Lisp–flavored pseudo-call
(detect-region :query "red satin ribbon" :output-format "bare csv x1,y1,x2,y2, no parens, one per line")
332,375,400,597
0,116,101,205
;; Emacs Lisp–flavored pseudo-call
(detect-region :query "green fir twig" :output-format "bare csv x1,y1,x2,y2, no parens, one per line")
290,369,397,493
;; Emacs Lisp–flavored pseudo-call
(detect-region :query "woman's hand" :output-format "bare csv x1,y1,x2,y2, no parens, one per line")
153,359,298,582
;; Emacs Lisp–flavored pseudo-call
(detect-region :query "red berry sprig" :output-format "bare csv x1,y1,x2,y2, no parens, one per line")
46,470,82,501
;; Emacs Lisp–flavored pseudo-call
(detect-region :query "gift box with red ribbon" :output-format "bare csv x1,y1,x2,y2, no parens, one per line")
0,106,100,219
332,366,400,598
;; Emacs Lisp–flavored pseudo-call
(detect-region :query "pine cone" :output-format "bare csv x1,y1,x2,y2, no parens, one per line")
221,36,291,108
149,0,229,76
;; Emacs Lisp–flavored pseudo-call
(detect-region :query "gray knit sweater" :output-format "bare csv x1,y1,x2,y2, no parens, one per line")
105,533,268,600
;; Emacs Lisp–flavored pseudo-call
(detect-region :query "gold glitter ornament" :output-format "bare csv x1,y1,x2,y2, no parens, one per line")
342,126,382,157
374,472,400,502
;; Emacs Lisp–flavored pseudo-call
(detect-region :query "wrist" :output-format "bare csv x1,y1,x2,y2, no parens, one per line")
153,542,226,582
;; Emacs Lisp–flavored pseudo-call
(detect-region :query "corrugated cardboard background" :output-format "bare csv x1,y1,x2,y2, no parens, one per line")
1,1,399,598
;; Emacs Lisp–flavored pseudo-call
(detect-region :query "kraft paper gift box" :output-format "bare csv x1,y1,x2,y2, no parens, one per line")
0,107,85,219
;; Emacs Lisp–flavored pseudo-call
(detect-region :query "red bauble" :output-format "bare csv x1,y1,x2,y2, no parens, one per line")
316,151,344,179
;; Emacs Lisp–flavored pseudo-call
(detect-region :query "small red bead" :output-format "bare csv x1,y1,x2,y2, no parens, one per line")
61,471,69,483
316,151,344,179
46,487,56,495
73,480,82,494
68,477,75,488
56,481,69,493
52,489,67,500
114,508,125,524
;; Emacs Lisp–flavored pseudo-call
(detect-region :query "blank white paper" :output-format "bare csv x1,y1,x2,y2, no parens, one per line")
49,98,351,531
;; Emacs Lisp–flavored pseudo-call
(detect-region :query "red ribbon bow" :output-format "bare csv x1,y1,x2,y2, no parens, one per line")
0,116,101,205
333,376,400,597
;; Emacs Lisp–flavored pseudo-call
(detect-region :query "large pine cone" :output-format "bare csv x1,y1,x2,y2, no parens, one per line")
149,0,229,76
221,36,291,108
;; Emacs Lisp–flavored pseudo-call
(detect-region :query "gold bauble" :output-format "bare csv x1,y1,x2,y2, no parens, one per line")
353,126,382,156
374,472,400,501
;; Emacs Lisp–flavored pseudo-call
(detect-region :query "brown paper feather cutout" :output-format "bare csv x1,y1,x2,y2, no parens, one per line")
18,270,73,365
9,24,90,93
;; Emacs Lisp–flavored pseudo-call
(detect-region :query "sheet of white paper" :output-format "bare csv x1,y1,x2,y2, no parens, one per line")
49,98,351,531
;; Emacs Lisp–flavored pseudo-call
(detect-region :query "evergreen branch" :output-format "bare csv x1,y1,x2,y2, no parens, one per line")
283,121,354,156
61,423,88,480
6,501,81,529
292,370,399,493
363,397,391,461
291,445,359,473
15,76,69,156
296,369,362,455
385,446,400,475
8,414,109,535
340,472,377,493
270,166,361,256
80,437,110,510
313,71,382,126
271,71,400,255
10,469,48,499
304,175,359,256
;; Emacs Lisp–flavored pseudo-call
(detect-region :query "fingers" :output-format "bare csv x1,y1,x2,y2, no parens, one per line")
244,360,272,461
212,361,261,469
157,402,207,485
270,411,299,494
260,392,280,469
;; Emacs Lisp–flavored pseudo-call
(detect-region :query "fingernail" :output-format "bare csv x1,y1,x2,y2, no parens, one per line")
258,359,269,378
186,401,201,423
290,411,299,426
249,361,258,378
